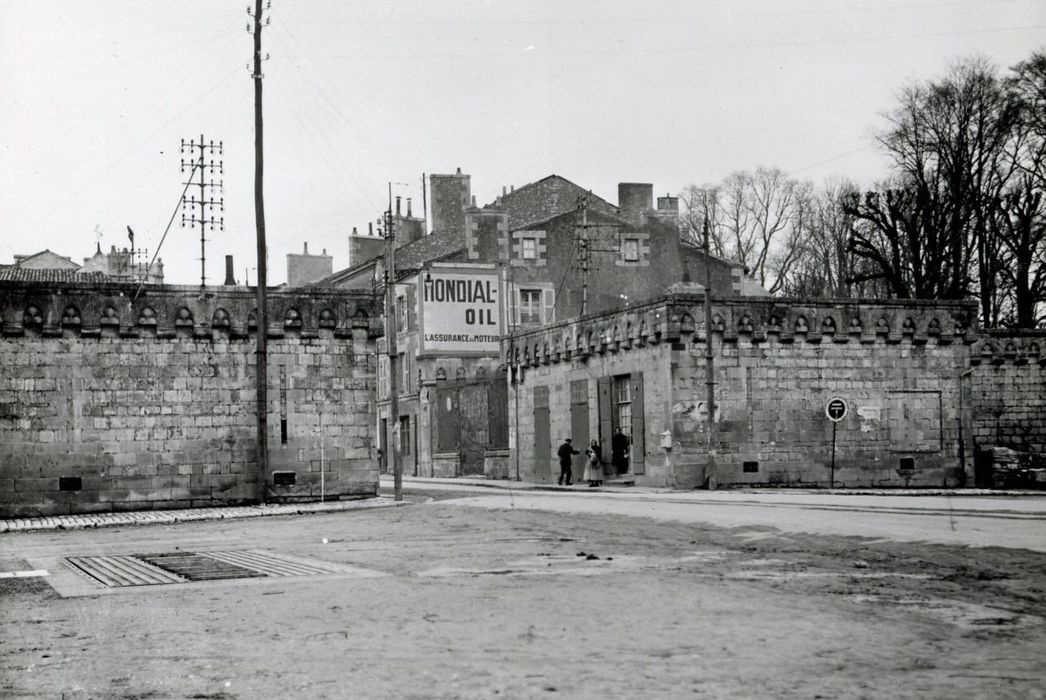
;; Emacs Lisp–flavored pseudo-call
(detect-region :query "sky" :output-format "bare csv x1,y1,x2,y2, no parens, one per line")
1,0,1044,286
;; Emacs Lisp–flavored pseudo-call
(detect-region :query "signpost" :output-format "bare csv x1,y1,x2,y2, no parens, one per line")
825,397,848,488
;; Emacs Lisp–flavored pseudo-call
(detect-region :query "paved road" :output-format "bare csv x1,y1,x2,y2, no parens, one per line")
386,478,1046,552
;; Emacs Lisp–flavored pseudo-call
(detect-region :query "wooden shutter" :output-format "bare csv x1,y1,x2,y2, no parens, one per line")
508,282,518,326
631,373,645,474
407,285,417,330
542,288,555,324
597,376,613,460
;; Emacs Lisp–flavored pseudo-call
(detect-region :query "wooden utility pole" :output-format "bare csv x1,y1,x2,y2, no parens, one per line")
703,219,717,490
251,0,269,501
383,185,402,501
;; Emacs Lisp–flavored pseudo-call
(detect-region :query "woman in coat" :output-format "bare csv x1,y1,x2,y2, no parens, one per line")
584,439,603,487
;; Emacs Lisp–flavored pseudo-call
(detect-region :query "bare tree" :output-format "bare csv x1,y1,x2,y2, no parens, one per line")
678,184,726,256
844,57,1021,310
997,51,1046,327
681,167,804,294
783,178,880,298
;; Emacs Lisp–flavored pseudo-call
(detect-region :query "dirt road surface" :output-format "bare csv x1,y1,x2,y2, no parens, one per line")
2,487,1045,699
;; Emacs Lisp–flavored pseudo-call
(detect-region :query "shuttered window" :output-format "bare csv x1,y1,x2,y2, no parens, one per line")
520,290,542,324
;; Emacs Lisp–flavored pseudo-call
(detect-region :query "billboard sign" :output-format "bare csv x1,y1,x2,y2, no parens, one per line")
420,271,502,354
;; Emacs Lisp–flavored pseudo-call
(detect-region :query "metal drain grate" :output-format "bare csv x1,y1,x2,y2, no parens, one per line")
65,549,354,588
66,555,187,587
137,552,266,581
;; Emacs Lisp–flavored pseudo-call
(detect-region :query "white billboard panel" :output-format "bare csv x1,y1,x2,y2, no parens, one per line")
420,272,502,354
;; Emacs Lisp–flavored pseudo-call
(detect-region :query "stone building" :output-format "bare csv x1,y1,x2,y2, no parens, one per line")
3,245,165,285
80,244,165,284
320,169,753,479
504,293,1045,488
286,242,333,287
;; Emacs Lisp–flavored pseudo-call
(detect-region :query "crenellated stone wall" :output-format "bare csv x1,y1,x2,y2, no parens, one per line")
969,331,1046,455
0,281,383,516
507,294,983,489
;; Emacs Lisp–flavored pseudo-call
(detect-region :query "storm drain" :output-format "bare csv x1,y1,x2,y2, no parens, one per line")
65,549,350,588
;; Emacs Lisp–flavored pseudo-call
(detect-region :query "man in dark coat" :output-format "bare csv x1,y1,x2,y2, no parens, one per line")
611,427,630,475
557,438,579,485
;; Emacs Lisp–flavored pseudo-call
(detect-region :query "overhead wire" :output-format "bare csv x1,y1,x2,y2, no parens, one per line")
299,23,1046,61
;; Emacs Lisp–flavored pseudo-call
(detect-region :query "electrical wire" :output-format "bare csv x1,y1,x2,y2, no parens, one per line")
133,162,199,302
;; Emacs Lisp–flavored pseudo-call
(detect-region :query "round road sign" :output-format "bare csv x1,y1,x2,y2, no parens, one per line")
825,397,848,422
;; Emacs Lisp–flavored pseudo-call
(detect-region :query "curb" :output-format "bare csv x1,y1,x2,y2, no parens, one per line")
0,496,400,534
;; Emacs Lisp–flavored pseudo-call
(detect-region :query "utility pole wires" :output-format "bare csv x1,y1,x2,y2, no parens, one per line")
179,135,224,286
250,0,272,502
576,195,590,317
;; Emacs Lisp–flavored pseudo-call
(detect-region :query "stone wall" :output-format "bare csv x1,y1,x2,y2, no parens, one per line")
507,295,981,489
970,331,1046,454
0,281,381,516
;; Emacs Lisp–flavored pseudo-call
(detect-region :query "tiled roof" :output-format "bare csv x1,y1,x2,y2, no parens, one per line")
394,229,465,269
317,229,466,287
0,266,109,283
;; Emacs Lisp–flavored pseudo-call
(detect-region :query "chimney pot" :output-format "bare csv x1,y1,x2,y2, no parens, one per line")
352,226,358,236
368,222,373,236
304,242,309,254
406,197,412,218
395,196,401,217
456,167,462,175
322,248,327,256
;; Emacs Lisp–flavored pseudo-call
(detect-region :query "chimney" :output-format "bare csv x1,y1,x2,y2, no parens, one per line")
502,186,507,196
352,226,358,236
368,222,373,236
304,242,309,254
471,195,477,207
395,196,402,217
656,193,680,216
224,255,236,286
406,198,413,218
618,183,654,225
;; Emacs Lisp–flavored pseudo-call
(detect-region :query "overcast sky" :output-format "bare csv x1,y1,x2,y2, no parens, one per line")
2,0,1043,285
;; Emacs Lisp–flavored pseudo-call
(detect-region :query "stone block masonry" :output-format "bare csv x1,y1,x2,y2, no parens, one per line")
0,280,382,517
969,331,1046,454
507,294,994,489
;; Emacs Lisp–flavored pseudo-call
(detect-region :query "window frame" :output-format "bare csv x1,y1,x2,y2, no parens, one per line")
622,237,640,262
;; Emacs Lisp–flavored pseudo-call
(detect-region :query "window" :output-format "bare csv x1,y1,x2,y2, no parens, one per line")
396,295,407,331
378,355,389,399
521,238,537,260
519,289,542,324
615,375,632,440
511,286,554,326
622,238,640,262
400,416,412,456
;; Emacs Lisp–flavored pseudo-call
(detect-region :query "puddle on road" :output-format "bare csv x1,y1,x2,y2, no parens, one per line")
849,594,1042,629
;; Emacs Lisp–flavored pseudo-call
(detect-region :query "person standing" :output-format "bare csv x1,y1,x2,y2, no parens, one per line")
611,427,630,475
584,439,603,487
557,438,579,485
